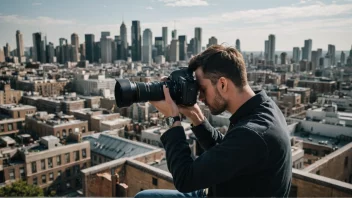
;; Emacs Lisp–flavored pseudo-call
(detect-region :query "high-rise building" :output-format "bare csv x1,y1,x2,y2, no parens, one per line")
280,52,287,65
170,39,179,62
154,37,163,56
162,27,168,55
114,36,121,60
85,34,95,63
302,39,312,61
80,43,86,60
274,54,278,65
292,47,300,63
171,29,177,40
16,30,24,62
59,38,68,63
120,22,128,60
341,51,346,65
236,39,241,52
194,27,202,55
328,44,336,66
46,42,55,63
4,43,11,58
94,42,101,63
268,34,275,64
0,48,5,62
317,48,323,58
207,36,218,48
311,51,319,71
100,32,112,63
178,35,187,61
264,40,269,61
71,33,79,62
131,20,142,61
32,32,46,63
142,29,153,64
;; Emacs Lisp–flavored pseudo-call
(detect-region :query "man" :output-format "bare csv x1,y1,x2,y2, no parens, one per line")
135,45,292,197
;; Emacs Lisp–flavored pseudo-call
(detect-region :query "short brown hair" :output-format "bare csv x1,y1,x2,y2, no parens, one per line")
189,45,248,88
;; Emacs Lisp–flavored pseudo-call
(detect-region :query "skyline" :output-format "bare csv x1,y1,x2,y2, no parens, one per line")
0,0,352,51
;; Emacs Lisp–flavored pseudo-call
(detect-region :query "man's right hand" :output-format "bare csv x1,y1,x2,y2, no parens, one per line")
178,104,205,126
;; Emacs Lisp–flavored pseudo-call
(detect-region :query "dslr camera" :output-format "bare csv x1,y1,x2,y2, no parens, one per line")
114,68,199,108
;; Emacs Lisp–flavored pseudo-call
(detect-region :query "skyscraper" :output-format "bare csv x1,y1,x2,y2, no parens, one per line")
264,40,269,61
171,29,177,40
142,29,153,64
280,52,287,65
120,22,128,60
71,33,79,62
170,39,179,62
59,38,68,63
328,44,336,66
268,34,275,64
16,30,24,62
302,39,312,61
162,27,168,55
178,35,187,61
236,39,241,52
341,51,346,65
188,38,195,56
0,48,4,62
131,20,142,61
32,32,46,63
311,51,319,71
85,34,95,63
292,47,300,63
317,48,323,58
207,36,218,48
4,43,11,58
46,42,55,63
94,42,101,63
100,32,112,63
80,43,86,61
154,37,163,56
114,36,122,60
194,27,202,55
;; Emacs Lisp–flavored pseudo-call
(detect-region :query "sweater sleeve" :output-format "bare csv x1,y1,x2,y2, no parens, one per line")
160,126,268,193
191,118,224,150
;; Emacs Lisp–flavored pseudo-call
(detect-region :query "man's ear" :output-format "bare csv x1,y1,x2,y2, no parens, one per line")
218,77,228,92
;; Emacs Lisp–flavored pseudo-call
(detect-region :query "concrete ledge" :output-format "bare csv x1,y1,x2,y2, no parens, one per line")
126,159,173,183
293,168,352,194
81,158,127,176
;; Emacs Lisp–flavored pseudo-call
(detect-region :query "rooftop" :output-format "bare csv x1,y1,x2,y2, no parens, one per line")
0,104,36,111
292,131,351,149
82,133,157,160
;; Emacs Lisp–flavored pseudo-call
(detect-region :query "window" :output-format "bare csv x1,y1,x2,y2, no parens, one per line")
75,127,79,133
56,155,61,165
75,178,81,187
9,169,15,180
99,157,102,164
56,132,60,138
18,112,20,118
316,170,320,175
0,124,4,132
66,182,71,189
93,155,97,161
42,175,46,183
33,177,38,185
8,123,13,131
73,165,80,174
57,170,62,179
345,157,349,168
69,128,72,134
49,172,54,181
82,126,86,133
41,159,46,170
20,167,25,178
82,149,87,158
152,177,158,186
48,157,53,168
75,151,79,161
32,161,37,173
63,129,66,138
66,168,71,178
65,153,70,163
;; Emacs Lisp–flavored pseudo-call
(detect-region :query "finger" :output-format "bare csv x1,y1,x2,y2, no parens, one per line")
160,76,168,82
163,85,173,102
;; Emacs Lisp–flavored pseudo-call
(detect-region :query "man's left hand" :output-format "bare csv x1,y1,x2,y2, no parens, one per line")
149,85,179,117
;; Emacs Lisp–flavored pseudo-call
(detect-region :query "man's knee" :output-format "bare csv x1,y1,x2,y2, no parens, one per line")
134,189,155,198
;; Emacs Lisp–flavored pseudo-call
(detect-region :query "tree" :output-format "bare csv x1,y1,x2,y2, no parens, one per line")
0,180,44,197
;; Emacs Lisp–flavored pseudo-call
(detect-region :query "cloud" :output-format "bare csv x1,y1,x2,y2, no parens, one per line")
32,2,42,6
146,6,154,10
159,0,209,7
0,15,76,26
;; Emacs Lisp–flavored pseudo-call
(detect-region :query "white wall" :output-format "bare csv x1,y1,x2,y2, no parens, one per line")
298,120,352,138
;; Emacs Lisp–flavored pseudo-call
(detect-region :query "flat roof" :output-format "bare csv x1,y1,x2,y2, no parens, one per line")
292,131,351,149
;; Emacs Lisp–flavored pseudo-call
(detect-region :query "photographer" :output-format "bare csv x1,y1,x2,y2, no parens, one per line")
135,45,292,197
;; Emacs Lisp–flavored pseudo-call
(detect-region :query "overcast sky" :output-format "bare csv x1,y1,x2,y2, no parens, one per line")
0,0,351,51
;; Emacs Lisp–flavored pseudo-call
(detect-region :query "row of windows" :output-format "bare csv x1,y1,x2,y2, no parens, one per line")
31,149,87,173
55,126,86,138
9,167,26,180
31,164,84,185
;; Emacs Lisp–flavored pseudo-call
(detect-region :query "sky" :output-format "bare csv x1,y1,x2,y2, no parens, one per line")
0,0,351,51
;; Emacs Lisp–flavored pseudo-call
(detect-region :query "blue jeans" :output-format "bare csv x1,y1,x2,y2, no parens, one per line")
135,189,206,197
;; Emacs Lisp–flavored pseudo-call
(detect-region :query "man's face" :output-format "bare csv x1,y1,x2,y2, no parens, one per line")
195,67,227,115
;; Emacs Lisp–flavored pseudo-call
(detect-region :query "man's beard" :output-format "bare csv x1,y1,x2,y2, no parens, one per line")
207,88,227,115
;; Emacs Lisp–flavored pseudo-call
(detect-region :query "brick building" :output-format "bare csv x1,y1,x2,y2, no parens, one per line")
0,136,90,195
0,84,22,105
16,79,67,97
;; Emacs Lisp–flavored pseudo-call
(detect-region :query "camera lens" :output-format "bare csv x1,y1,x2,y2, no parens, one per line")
114,79,166,107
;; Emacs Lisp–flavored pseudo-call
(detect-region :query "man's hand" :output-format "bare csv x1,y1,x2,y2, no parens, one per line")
179,104,205,126
149,85,179,118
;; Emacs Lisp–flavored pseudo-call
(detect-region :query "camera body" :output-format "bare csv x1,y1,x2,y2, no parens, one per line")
166,68,199,106
114,68,199,108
